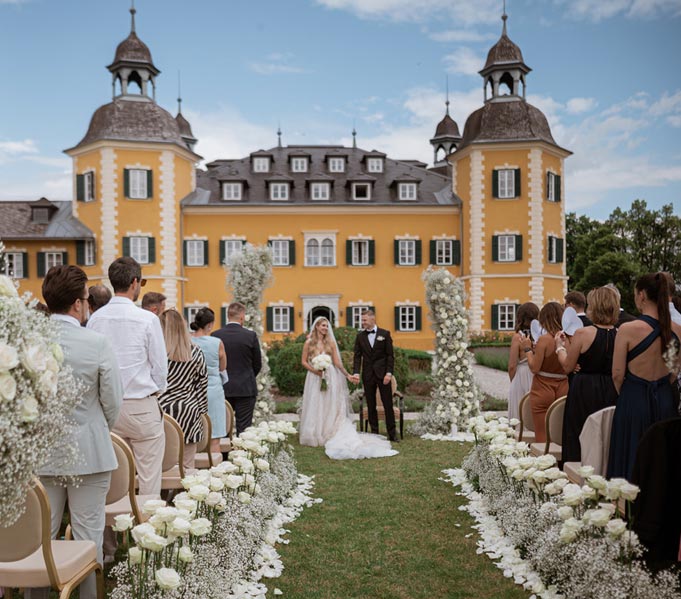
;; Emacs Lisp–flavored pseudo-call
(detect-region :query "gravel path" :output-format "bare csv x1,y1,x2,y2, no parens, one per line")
472,364,510,401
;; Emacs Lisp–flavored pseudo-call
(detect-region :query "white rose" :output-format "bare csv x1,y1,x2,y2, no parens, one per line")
0,343,19,372
173,498,197,514
168,517,191,536
50,343,64,364
45,355,59,374
586,475,607,491
535,454,557,470
580,485,598,501
224,474,244,490
112,514,135,532
238,491,252,505
577,465,594,477
131,523,156,543
209,477,225,492
128,546,143,564
21,344,48,376
178,546,193,563
142,499,166,515
138,532,167,552
187,484,210,501
255,458,270,472
587,508,612,527
557,506,573,521
155,567,181,590
619,482,640,502
39,369,58,395
189,518,212,537
0,275,18,297
606,518,627,538
21,396,39,422
0,373,17,401
205,492,222,507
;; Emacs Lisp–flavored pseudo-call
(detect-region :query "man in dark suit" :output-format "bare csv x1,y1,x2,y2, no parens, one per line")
212,302,262,435
351,309,398,442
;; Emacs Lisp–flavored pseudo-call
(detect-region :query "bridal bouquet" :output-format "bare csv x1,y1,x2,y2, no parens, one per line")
311,353,332,391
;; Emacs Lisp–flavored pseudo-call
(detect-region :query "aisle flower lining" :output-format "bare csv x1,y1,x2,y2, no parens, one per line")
443,414,681,599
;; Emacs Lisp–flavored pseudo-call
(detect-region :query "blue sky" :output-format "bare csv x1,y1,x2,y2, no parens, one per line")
0,0,679,219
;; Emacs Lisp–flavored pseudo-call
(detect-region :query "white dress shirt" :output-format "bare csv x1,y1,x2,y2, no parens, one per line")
87,296,167,399
669,302,681,326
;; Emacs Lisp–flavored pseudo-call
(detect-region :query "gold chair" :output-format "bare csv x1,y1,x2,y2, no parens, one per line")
195,413,224,469
516,392,535,443
359,376,404,438
219,401,236,454
0,478,104,599
530,395,566,460
161,414,185,491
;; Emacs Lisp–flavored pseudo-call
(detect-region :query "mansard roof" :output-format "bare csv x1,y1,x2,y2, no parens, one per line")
0,200,93,240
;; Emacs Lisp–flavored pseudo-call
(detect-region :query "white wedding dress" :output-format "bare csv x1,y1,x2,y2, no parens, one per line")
299,361,398,460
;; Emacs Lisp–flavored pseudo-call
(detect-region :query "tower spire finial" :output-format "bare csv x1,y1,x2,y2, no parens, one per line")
352,120,357,149
445,75,450,115
177,70,182,114
277,123,282,148
130,0,136,34
501,0,508,36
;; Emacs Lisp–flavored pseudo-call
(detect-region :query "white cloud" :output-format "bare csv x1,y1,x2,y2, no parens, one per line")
0,138,37,158
667,115,681,127
566,97,597,114
428,29,495,43
443,47,485,76
560,0,681,21
248,53,307,75
0,171,71,202
649,90,681,116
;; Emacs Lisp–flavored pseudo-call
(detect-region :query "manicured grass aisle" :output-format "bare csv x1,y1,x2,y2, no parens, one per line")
276,435,528,599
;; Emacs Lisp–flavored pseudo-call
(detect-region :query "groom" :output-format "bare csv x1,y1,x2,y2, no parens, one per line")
351,309,399,442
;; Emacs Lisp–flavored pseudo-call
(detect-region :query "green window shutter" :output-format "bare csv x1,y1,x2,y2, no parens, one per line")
393,240,400,264
453,240,461,265
123,169,130,198
220,307,227,327
429,240,436,265
394,306,400,331
146,170,153,198
557,238,564,263
37,252,46,277
76,174,85,202
266,307,273,332
415,240,422,265
368,240,375,265
546,172,552,200
183,308,189,321
491,305,499,330
289,240,296,265
122,236,130,257
76,240,85,265
492,170,499,198
203,240,209,266
346,240,353,265
289,308,295,332
492,235,499,262
346,307,352,327
556,175,562,202
415,307,422,331
148,238,156,264
219,241,225,265
514,169,521,197
62,252,68,266
515,235,523,262
547,235,554,262
22,253,29,278
183,240,189,266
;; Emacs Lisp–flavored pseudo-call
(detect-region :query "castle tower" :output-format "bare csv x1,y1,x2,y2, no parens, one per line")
430,85,461,170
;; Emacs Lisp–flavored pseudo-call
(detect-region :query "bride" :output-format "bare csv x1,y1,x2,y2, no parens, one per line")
299,317,398,460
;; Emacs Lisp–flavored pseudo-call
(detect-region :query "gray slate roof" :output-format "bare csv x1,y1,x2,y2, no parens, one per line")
0,200,93,240
182,146,458,207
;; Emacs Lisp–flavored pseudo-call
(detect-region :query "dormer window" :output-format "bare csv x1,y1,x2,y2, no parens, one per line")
32,207,50,224
367,158,383,173
311,182,331,201
222,182,242,201
398,183,417,201
270,183,289,201
352,183,371,201
291,157,308,173
328,157,345,173
253,157,270,173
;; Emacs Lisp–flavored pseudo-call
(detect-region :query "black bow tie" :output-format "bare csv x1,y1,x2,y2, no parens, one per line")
366,328,377,334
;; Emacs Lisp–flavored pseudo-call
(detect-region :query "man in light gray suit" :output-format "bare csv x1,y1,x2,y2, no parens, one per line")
28,265,123,599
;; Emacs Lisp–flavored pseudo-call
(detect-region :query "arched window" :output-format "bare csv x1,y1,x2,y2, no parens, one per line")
499,72,514,95
128,70,143,94
306,238,320,266
321,238,334,266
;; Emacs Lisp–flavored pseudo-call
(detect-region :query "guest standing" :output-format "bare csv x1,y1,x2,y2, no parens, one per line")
212,302,262,435
87,284,112,314
191,307,228,454
142,291,167,316
30,266,123,599
507,302,539,421
607,273,681,480
564,290,593,326
555,287,619,463
521,302,568,443
87,257,167,496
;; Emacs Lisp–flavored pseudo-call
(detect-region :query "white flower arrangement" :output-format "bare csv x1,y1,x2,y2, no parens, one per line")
110,420,319,599
410,267,481,438
0,271,82,526
225,244,276,423
310,353,332,391
442,414,681,598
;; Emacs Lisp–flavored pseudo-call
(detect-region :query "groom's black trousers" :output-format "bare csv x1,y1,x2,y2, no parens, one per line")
363,373,397,438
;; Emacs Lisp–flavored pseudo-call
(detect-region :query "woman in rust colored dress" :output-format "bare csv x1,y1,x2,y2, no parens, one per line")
520,302,568,443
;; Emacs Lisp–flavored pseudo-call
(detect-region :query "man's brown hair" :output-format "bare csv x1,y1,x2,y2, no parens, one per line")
564,291,587,311
42,265,88,314
142,291,167,310
227,302,246,319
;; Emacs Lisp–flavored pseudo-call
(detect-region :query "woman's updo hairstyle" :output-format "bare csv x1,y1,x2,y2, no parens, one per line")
190,307,215,332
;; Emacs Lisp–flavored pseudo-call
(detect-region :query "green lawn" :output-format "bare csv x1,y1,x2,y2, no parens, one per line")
276,435,528,599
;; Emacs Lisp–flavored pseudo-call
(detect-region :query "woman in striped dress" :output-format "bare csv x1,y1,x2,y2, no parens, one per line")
158,309,208,473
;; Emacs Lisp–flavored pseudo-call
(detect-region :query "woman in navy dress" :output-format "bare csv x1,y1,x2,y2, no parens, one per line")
607,273,681,481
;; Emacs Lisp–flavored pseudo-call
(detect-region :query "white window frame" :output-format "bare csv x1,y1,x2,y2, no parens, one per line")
186,240,205,266
84,240,95,266
498,169,515,199
398,306,417,332
253,157,270,172
311,182,330,201
398,183,417,201
498,304,516,331
367,158,383,173
270,240,290,266
305,235,336,267
129,169,148,200
351,239,370,266
498,235,516,262
129,237,149,264
436,239,453,265
328,157,345,173
222,182,242,201
352,183,371,201
398,239,416,266
547,172,556,202
291,157,308,173
270,183,289,201
186,306,205,328
3,252,24,278
223,240,243,265
84,171,95,202
351,305,370,329
45,252,64,270
272,306,291,333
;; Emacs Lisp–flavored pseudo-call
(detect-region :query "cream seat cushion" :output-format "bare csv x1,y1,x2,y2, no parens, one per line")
105,494,158,525
194,452,224,470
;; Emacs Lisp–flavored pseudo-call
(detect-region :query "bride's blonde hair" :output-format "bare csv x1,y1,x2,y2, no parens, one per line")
308,317,335,357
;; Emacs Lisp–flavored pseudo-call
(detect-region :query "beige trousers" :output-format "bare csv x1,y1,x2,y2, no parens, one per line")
113,395,165,496
183,442,198,474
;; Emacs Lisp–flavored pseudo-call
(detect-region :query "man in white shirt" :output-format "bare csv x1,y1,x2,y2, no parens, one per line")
88,257,167,496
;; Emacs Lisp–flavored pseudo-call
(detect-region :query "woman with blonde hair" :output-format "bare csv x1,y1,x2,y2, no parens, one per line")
520,302,568,442
554,286,619,462
158,309,208,473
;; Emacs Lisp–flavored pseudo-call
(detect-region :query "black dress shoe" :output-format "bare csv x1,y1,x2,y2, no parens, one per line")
389,436,400,443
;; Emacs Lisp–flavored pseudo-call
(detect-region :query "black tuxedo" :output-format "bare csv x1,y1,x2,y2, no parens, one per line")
577,313,593,327
212,322,262,434
616,309,636,328
353,327,397,439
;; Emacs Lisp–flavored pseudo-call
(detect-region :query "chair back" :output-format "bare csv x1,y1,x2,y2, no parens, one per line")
109,433,143,524
162,414,185,478
546,395,567,447
518,392,533,439
580,406,616,475
225,401,235,439
197,414,211,454
375,377,398,409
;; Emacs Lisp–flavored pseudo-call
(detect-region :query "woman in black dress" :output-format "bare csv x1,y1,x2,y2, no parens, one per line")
555,286,619,463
